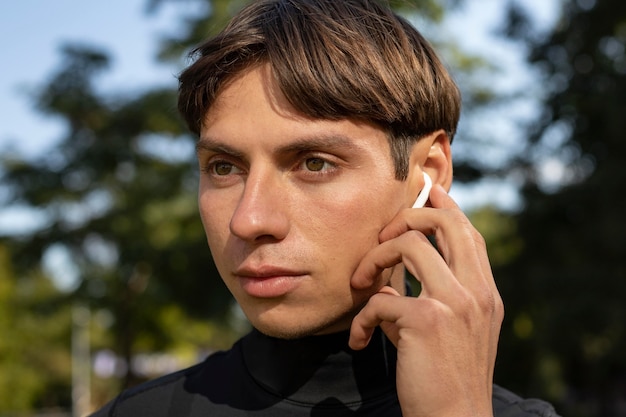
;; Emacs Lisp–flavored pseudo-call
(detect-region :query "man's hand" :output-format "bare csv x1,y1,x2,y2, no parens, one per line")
349,184,504,417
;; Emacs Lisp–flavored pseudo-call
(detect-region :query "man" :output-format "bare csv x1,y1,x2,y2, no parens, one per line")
91,0,559,416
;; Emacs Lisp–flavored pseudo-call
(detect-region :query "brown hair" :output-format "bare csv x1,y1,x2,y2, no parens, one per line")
178,0,461,179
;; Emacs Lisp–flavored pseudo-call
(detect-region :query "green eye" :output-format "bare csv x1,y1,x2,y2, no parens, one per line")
305,158,326,171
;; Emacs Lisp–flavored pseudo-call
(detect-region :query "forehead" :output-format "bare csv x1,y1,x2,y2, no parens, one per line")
201,65,390,153
204,64,301,125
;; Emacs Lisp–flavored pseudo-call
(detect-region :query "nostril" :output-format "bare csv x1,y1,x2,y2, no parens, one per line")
229,198,290,242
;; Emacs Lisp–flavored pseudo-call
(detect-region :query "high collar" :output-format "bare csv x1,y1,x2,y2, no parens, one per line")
240,327,397,406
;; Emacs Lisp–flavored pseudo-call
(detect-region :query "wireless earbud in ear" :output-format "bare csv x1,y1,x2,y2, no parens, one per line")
412,172,432,209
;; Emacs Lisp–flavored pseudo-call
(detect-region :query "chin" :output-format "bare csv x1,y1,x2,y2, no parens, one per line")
249,308,356,340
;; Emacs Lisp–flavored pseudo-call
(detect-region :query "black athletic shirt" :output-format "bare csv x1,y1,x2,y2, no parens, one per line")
91,327,559,416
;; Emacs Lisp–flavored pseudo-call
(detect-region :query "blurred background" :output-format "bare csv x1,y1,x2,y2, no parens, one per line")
0,0,624,416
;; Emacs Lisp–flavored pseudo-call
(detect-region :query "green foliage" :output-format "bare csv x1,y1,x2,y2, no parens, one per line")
0,0,506,412
149,0,462,61
149,0,253,61
469,206,522,268
494,1,626,415
1,41,234,396
0,245,72,412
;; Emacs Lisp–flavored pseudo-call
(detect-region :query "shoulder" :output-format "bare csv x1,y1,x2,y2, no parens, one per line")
89,342,243,417
492,385,561,417
89,362,206,417
89,337,251,417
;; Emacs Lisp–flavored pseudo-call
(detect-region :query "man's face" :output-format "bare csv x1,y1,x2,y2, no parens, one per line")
197,65,411,338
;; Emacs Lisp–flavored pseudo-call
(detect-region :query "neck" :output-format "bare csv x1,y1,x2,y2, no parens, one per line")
241,327,397,405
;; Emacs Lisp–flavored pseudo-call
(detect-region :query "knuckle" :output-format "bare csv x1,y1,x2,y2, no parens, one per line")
400,230,431,248
442,208,486,247
472,229,487,250
445,207,470,226
454,282,503,317
494,295,505,323
456,290,475,312
476,287,505,321
416,298,451,326
367,292,387,308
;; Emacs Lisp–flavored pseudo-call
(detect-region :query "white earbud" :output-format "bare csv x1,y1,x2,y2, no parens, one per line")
412,172,432,208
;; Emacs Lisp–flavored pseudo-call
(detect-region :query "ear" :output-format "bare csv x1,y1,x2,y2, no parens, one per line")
407,130,453,198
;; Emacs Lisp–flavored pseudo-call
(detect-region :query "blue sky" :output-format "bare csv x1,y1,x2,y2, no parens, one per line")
0,0,183,155
0,0,559,210
0,0,559,289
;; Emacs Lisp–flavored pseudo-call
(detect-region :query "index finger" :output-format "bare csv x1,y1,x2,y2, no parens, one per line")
377,185,494,293
379,185,458,242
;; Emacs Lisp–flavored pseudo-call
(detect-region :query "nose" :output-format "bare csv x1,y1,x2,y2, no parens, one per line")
229,172,290,242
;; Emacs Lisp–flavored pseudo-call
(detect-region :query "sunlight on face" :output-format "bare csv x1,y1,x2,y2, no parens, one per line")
197,65,410,338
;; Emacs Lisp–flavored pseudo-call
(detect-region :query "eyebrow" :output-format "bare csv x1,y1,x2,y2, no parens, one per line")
279,133,364,154
195,137,245,160
196,133,364,158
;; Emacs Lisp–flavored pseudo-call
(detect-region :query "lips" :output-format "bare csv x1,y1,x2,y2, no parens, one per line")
234,265,307,298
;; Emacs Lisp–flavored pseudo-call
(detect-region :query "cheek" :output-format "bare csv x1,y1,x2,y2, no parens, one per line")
198,191,232,251
303,189,398,257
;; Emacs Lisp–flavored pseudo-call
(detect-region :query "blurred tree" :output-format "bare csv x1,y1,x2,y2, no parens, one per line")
0,0,510,411
494,1,626,416
0,42,239,399
0,244,72,412
149,0,490,182
148,0,460,61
